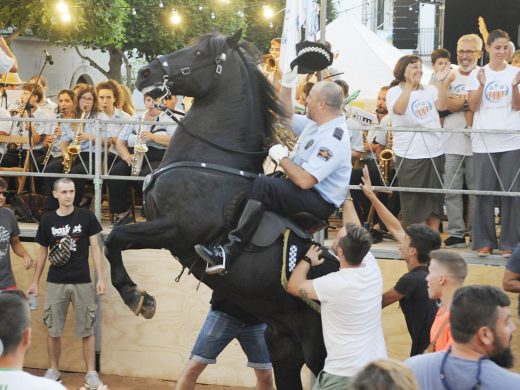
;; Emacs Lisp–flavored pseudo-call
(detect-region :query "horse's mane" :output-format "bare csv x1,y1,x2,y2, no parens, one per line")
195,32,284,141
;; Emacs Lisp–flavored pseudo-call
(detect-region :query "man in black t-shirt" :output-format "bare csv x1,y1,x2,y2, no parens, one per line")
27,178,106,389
360,166,441,356
175,291,274,390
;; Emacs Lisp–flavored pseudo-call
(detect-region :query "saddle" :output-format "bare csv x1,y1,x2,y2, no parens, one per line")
250,211,328,248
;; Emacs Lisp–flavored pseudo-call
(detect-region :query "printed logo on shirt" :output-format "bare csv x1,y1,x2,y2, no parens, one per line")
448,83,466,95
484,81,509,103
411,99,432,120
51,223,83,252
317,147,333,161
0,226,10,258
304,139,314,150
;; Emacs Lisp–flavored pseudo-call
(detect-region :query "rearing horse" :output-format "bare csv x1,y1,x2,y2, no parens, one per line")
105,30,329,389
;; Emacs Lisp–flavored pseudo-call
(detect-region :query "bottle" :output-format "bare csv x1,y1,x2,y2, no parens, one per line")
28,292,38,311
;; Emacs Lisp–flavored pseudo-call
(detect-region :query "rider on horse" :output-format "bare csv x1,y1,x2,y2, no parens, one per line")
195,65,352,274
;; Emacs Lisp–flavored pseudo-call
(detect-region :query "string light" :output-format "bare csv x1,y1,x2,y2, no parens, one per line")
211,12,216,19
237,10,244,17
159,1,164,8
198,5,203,11
56,1,68,13
263,5,274,19
170,9,181,25
131,7,137,15
61,12,72,22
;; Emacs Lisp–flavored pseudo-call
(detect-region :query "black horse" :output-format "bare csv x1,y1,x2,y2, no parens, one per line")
105,30,332,389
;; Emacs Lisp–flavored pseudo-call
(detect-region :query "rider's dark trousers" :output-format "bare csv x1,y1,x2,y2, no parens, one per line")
248,176,335,220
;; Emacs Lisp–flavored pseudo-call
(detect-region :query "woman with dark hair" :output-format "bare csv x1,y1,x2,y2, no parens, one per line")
467,29,520,258
385,55,451,230
43,85,102,210
40,89,75,170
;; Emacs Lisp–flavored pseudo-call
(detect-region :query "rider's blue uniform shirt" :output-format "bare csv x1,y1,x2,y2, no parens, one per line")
291,114,352,207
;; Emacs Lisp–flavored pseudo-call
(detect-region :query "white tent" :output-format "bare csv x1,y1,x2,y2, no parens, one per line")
324,13,432,100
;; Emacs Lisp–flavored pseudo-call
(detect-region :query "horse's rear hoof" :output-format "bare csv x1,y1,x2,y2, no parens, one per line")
140,293,156,319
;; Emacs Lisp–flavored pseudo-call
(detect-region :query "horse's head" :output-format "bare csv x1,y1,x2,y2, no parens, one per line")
135,30,243,99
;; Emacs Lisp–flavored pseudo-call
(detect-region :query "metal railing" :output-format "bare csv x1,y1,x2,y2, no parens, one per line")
0,117,519,223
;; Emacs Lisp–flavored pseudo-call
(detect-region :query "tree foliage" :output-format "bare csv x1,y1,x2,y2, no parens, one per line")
0,0,335,84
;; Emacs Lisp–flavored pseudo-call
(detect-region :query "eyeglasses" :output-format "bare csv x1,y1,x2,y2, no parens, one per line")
80,97,94,102
457,50,479,56
0,191,8,197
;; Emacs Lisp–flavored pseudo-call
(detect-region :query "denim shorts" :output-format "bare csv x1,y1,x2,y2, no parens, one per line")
190,308,272,369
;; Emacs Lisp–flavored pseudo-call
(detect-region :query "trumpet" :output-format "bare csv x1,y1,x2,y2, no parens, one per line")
63,111,86,174
42,109,63,166
131,111,149,176
261,53,278,74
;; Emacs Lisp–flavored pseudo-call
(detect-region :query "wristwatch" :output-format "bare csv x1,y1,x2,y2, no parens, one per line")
301,255,312,266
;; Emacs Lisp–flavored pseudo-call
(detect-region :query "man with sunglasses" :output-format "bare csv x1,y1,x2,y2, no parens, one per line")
0,290,66,389
0,177,33,291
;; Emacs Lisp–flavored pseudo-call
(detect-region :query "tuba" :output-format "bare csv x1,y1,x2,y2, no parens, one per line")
63,111,86,174
131,111,149,176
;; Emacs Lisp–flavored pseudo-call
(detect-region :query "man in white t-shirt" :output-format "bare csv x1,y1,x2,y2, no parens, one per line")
287,206,387,389
441,34,482,249
0,290,66,390
0,37,17,75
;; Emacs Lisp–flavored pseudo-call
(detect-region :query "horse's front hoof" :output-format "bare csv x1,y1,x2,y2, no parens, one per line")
140,293,156,319
123,288,148,317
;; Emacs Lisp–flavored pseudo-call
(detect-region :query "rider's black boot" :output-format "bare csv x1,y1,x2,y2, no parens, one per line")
194,199,264,274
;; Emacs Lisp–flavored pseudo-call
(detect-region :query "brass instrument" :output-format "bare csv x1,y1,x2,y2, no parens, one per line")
379,131,393,186
272,125,298,151
131,111,149,176
63,111,86,174
42,109,63,166
261,53,277,73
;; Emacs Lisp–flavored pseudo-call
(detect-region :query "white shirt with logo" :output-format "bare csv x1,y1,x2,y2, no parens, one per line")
442,68,473,156
466,64,520,153
386,84,443,159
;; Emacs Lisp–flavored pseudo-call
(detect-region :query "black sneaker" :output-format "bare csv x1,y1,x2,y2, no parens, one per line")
443,236,466,248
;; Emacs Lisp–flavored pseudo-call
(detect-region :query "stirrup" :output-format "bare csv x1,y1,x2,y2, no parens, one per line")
205,246,226,275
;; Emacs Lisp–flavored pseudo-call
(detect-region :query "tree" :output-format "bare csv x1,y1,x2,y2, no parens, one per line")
1,0,248,87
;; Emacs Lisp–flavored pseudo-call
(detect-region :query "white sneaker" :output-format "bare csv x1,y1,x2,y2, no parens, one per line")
43,368,62,383
84,370,103,389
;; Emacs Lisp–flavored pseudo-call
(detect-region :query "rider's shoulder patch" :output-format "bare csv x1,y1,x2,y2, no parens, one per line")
333,127,344,141
317,147,333,161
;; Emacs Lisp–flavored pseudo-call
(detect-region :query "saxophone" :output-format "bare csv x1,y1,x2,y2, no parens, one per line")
63,111,86,174
131,111,149,176
379,129,393,186
42,109,63,166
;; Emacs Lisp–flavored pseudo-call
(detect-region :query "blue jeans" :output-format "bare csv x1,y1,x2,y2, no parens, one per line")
190,309,272,369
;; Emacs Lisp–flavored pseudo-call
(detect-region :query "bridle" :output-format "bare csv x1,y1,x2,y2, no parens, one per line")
150,46,269,157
